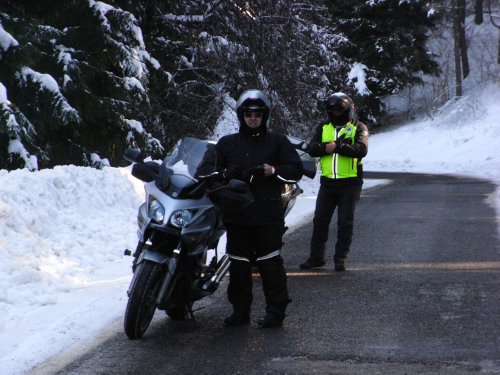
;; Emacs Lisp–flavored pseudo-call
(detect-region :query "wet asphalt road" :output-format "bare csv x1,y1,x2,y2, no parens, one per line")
31,172,499,374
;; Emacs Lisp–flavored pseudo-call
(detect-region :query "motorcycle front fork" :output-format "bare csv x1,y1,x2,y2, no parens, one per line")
156,248,181,307
124,241,145,272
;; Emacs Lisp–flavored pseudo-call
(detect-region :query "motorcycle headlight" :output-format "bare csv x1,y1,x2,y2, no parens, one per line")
148,199,165,223
169,209,193,228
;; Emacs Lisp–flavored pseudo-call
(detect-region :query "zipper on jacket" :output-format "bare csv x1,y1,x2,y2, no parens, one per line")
332,154,337,178
333,128,339,178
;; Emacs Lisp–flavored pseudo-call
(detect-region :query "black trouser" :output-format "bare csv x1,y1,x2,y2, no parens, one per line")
309,183,361,263
225,223,290,316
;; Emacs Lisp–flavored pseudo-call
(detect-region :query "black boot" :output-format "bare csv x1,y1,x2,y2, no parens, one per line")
258,302,288,328
334,262,346,271
299,258,325,270
257,312,284,328
334,255,346,271
223,309,250,326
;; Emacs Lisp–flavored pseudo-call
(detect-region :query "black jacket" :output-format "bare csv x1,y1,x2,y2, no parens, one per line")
214,130,303,226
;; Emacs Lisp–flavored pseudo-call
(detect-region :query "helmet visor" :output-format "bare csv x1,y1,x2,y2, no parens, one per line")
327,103,347,116
243,111,263,118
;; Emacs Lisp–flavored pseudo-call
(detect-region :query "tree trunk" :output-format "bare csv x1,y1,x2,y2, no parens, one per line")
457,0,470,79
475,0,483,24
498,29,500,64
452,0,463,97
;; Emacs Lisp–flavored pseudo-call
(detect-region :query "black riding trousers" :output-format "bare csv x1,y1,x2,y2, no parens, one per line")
309,183,361,262
225,223,290,314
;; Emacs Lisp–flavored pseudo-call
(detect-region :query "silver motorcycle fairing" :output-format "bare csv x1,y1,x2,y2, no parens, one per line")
181,205,224,256
147,180,212,221
136,203,150,241
135,180,213,242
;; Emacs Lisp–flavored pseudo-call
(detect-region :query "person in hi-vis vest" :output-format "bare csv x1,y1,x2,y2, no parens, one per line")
296,92,369,271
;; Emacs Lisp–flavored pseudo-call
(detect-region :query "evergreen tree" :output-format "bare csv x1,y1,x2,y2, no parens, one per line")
1,0,442,170
150,0,352,138
327,0,440,119
0,0,163,169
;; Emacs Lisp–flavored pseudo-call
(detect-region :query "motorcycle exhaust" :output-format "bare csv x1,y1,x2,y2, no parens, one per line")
201,254,231,293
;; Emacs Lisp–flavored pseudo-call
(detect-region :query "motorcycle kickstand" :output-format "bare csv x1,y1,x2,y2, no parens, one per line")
187,305,208,328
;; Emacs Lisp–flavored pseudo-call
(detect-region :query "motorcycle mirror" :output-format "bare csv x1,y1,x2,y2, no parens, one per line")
228,179,249,193
123,148,143,163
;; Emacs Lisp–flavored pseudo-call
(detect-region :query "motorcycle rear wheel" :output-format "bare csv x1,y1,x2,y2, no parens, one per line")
124,260,162,339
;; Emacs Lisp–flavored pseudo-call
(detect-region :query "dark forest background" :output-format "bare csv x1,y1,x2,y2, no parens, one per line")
0,0,495,170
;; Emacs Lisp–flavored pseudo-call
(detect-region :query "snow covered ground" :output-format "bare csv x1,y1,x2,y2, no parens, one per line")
0,81,499,374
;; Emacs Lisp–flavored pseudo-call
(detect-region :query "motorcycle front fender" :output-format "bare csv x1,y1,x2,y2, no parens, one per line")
127,249,172,297
136,249,171,266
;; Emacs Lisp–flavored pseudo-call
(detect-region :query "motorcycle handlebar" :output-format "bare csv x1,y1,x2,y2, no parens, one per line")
243,165,265,174
196,171,220,180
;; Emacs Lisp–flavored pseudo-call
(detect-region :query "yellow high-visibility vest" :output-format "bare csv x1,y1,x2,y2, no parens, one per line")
320,122,360,179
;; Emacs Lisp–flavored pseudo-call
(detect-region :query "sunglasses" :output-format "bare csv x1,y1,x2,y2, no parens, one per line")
244,112,263,118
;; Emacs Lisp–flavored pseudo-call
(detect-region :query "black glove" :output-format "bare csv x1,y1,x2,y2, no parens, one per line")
334,134,349,148
222,165,243,180
242,165,265,183
307,142,322,154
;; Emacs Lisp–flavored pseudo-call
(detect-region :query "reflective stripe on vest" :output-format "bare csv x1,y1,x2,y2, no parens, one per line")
320,122,359,179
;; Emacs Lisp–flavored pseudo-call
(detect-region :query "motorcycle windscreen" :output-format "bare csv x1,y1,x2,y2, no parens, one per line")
163,137,216,178
155,138,217,197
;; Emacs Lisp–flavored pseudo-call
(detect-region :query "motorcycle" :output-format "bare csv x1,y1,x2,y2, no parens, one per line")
123,137,315,339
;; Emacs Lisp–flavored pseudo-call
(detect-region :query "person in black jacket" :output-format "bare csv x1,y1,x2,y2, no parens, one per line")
213,89,303,328
298,92,368,271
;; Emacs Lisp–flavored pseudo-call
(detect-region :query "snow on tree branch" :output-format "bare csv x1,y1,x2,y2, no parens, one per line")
0,21,18,51
124,118,163,153
8,138,37,171
347,63,372,96
16,67,81,125
1,82,37,170
0,81,6,104
163,0,223,23
89,0,155,80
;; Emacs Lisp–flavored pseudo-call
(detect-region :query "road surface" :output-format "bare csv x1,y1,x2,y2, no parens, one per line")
31,172,499,374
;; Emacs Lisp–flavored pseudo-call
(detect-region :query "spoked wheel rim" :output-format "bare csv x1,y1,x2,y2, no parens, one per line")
138,275,162,333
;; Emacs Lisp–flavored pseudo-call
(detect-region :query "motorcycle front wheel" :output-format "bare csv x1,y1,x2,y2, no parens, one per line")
124,260,162,339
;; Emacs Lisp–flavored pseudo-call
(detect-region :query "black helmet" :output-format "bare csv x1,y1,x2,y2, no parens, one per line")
236,89,270,130
324,92,355,125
